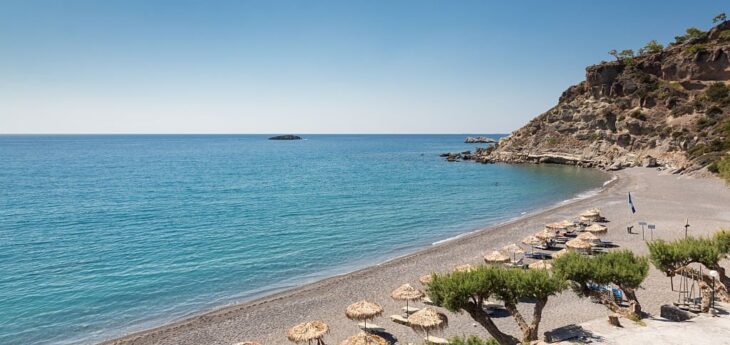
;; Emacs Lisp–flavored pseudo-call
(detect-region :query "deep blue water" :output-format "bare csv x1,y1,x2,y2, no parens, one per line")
0,135,609,344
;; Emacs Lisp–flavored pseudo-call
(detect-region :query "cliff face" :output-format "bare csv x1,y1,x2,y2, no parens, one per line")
482,22,730,174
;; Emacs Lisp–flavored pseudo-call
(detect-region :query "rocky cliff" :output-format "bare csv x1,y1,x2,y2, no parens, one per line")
480,21,730,175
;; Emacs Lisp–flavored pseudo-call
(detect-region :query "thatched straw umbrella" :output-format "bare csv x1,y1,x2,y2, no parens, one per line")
546,220,574,230
585,223,608,234
345,300,383,331
535,228,558,240
501,243,524,262
391,283,424,314
577,232,600,243
552,248,570,258
566,239,592,253
528,260,553,270
484,251,510,264
339,332,388,345
419,274,433,285
288,321,329,345
454,263,476,272
521,235,544,255
407,307,448,340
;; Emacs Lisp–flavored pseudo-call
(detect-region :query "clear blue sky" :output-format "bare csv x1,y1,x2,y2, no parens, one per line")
0,0,725,134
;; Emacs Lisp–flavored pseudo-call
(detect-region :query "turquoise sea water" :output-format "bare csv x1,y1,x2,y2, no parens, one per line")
0,135,609,344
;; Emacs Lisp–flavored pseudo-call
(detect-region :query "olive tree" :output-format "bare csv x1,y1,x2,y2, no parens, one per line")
427,266,565,345
639,40,664,55
553,250,648,320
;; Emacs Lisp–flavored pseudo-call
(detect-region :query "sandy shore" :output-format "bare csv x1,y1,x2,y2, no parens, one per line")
102,167,730,345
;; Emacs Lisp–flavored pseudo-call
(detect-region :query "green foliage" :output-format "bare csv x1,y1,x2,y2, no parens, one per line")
714,154,730,183
714,12,727,23
608,49,635,62
704,82,730,103
639,40,664,55
684,43,708,54
553,250,649,293
427,266,566,312
449,335,499,345
720,30,730,41
674,27,707,44
648,236,725,273
713,230,730,254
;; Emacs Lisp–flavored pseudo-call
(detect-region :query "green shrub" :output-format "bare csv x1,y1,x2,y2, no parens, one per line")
720,30,730,41
630,110,647,121
639,40,664,55
716,154,730,183
674,27,707,44
449,336,500,345
705,82,730,103
684,43,708,54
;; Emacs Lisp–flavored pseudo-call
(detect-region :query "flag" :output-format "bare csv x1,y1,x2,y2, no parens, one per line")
628,192,636,214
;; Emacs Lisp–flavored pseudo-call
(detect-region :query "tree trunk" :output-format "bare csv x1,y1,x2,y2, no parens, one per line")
465,303,520,345
587,289,639,320
620,287,642,317
503,298,547,344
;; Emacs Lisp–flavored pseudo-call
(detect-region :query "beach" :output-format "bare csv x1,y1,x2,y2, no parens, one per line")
103,167,730,345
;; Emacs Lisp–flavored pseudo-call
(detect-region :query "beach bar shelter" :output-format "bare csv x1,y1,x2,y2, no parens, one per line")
501,243,524,262
288,321,330,345
484,251,510,264
339,332,388,345
391,283,425,315
585,223,608,234
407,307,448,343
346,300,384,333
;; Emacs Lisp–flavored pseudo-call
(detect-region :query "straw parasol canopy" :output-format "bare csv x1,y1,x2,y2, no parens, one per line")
585,223,608,234
392,283,425,313
339,332,388,345
528,260,553,270
407,307,448,339
552,248,570,258
577,232,600,242
484,251,510,264
454,263,476,272
580,209,600,217
566,238,592,250
522,235,544,246
501,243,524,262
546,220,575,230
535,228,558,240
288,321,329,344
419,274,433,285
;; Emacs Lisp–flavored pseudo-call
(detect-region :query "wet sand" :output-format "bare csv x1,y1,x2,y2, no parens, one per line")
102,167,730,345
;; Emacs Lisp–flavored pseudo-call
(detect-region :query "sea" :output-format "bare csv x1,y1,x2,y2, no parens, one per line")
0,134,610,344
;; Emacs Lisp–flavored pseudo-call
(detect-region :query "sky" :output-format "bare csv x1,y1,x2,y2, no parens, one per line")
0,1,726,134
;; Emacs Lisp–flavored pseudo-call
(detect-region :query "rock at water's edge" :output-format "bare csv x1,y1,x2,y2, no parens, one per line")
269,135,302,140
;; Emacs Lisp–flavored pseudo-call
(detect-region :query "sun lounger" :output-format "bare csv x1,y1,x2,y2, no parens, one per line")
401,306,420,314
423,296,434,305
358,322,385,333
425,335,450,344
390,314,409,325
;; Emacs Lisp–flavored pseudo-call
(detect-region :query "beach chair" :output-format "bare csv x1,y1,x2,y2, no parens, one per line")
358,322,385,333
424,335,450,344
401,305,420,314
390,314,409,325
423,296,434,305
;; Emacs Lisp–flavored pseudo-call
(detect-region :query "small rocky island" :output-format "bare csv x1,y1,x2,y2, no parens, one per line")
464,136,497,143
268,135,302,140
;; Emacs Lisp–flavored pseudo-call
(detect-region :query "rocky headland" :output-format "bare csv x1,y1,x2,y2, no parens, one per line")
476,21,730,178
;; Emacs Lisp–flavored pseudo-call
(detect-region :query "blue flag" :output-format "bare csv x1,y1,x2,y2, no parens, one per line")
628,192,636,214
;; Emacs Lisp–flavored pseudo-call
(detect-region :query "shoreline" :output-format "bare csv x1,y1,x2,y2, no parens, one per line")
102,167,730,344
101,167,620,345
